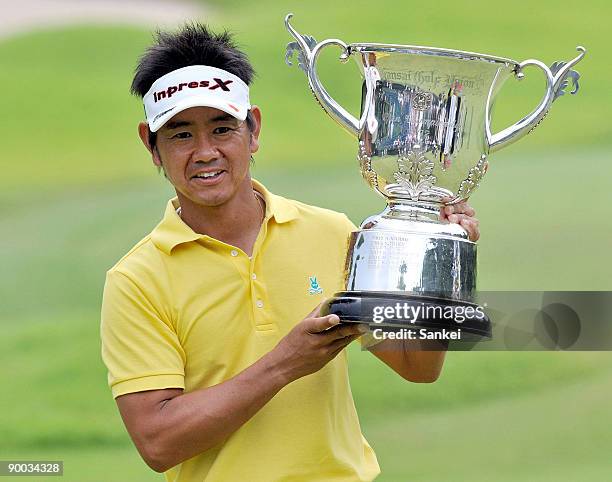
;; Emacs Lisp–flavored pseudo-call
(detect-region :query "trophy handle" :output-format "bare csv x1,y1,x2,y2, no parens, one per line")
487,46,586,153
285,13,371,138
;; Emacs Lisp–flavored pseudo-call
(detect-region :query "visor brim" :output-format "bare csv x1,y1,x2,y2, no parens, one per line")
148,96,249,133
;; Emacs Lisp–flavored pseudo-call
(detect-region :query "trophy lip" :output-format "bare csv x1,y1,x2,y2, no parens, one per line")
349,43,519,67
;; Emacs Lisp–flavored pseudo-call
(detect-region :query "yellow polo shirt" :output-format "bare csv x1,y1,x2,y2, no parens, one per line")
100,179,380,482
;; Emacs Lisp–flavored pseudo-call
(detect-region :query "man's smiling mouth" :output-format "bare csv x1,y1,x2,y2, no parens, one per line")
192,170,225,180
191,169,226,185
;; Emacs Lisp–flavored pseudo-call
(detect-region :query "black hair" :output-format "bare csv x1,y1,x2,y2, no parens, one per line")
131,23,256,150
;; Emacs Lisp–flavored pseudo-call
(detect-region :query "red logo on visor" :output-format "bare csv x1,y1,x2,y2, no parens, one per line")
153,78,233,102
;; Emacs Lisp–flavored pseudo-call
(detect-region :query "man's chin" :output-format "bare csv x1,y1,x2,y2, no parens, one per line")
182,190,233,209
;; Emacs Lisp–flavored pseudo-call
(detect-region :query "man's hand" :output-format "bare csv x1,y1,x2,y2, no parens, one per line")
440,198,480,242
271,304,366,383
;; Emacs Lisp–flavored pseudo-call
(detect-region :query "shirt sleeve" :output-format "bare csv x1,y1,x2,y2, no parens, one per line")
100,269,186,399
340,213,359,233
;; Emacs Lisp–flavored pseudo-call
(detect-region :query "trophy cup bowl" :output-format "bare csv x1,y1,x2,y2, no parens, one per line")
285,14,585,338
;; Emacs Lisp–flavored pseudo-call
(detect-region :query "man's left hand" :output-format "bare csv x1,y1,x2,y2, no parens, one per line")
440,199,480,242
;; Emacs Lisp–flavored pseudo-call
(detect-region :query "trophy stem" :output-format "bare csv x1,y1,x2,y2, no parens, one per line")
384,199,443,223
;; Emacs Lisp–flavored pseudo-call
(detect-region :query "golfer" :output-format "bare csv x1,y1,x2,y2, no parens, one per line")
100,24,480,482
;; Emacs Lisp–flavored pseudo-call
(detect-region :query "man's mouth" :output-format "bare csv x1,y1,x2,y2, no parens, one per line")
192,170,225,181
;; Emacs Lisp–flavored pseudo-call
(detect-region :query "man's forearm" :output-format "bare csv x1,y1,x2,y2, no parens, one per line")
399,340,447,382
369,339,447,382
147,349,290,472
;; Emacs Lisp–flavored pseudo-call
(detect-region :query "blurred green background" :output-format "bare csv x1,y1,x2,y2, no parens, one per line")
1,0,610,480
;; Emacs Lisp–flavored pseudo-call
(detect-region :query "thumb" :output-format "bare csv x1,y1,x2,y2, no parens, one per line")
307,314,341,334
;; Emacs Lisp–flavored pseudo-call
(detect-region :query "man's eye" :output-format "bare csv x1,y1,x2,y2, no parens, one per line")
172,132,192,139
213,126,233,135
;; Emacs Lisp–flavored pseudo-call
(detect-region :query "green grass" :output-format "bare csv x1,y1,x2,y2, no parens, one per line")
0,27,153,195
0,1,610,480
364,367,612,481
2,154,612,480
0,447,160,481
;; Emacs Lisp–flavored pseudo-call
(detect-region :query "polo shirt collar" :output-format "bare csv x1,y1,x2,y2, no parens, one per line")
151,178,298,255
253,179,299,224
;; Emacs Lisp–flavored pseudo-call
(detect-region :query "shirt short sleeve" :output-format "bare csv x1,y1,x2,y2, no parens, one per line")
100,269,186,399
340,214,359,233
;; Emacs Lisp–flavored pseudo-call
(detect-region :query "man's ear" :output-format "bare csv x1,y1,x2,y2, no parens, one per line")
138,122,162,168
248,106,262,154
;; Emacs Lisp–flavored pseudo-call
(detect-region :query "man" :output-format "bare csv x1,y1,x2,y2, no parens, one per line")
100,24,480,482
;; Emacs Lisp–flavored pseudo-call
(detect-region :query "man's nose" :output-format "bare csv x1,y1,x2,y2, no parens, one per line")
192,133,220,162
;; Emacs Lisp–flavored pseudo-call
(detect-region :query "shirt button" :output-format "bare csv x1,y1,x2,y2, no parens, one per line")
230,250,238,257
251,273,257,280
256,300,264,308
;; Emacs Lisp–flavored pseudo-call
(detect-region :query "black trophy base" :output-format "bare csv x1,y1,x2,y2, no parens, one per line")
320,291,491,340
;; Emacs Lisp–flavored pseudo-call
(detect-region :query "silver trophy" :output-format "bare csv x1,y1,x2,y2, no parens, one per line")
285,14,585,336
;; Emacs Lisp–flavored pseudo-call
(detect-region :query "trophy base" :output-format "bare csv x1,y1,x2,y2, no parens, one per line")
321,291,491,339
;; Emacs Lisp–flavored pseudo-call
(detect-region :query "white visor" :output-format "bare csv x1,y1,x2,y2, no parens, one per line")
143,65,251,132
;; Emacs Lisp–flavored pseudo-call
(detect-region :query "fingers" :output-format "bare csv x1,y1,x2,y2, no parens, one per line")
439,197,450,221
440,199,475,223
329,333,363,354
449,215,480,241
442,202,475,218
461,217,480,242
441,200,479,242
322,322,367,340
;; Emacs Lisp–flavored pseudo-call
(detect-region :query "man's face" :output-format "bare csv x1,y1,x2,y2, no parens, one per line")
139,105,261,208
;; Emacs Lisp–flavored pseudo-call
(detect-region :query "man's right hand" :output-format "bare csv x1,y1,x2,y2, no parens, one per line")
271,304,367,383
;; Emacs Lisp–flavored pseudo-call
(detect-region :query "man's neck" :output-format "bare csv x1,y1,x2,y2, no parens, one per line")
176,180,264,256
